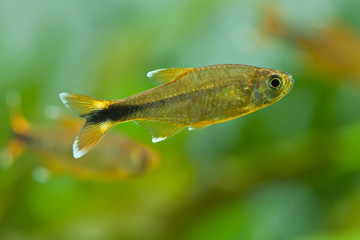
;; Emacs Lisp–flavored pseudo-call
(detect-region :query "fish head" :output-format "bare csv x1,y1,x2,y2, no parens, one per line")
252,68,294,106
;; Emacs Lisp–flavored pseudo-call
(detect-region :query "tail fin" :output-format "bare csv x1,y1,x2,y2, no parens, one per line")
59,93,115,158
4,90,29,165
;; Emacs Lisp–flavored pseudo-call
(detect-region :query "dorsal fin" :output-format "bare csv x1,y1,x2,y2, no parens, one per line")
146,68,192,85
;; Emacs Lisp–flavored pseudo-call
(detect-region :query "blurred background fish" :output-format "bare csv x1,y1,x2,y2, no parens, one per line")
1,0,360,240
3,91,159,181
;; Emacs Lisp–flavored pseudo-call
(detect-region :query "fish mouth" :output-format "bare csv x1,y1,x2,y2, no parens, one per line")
284,76,294,94
288,75,294,89
283,72,294,90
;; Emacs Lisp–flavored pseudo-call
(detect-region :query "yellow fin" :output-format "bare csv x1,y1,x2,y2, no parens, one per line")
59,93,110,116
73,121,114,158
134,120,184,142
59,93,119,158
188,125,211,131
5,90,29,164
146,68,192,85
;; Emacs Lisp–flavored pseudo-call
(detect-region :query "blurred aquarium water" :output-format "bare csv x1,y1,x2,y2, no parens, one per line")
1,0,360,240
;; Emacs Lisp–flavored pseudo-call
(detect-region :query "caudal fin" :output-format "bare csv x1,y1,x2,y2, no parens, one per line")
4,90,29,164
59,93,115,158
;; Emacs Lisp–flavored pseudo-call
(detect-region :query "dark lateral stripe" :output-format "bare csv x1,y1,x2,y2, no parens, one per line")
86,86,225,124
85,104,141,124
13,132,33,145
108,103,142,121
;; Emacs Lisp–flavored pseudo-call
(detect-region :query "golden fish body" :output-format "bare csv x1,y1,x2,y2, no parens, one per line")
60,64,294,158
123,64,292,126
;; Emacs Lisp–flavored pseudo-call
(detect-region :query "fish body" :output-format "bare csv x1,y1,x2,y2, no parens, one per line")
120,65,257,125
60,64,294,158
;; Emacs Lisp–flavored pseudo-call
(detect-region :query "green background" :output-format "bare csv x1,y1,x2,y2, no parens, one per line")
1,0,360,239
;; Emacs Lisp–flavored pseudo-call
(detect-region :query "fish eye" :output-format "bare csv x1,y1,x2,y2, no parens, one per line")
267,75,283,90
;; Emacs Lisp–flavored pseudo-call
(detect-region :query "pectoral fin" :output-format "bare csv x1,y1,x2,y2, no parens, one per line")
147,68,193,85
134,120,184,142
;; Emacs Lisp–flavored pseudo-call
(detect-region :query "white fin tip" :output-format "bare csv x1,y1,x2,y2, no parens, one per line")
59,92,69,105
73,137,86,158
147,69,165,78
152,137,166,143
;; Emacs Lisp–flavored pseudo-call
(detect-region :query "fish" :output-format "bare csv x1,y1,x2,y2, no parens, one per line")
60,64,294,158
3,92,159,180
32,127,159,181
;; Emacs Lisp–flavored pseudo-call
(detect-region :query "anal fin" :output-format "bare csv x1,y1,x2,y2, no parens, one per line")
188,125,211,131
134,120,184,142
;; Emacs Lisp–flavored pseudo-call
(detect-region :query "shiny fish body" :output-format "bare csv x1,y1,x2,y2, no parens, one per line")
60,64,294,158
124,65,257,125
